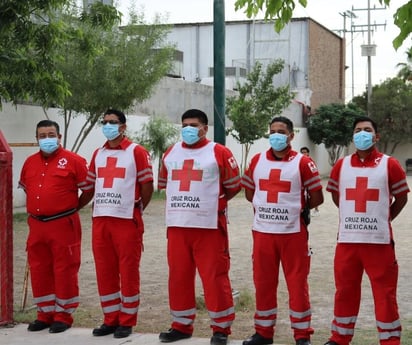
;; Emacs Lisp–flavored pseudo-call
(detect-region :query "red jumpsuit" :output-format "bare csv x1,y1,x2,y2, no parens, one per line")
241,148,322,341
19,146,88,326
158,138,241,336
326,149,410,345
85,137,153,327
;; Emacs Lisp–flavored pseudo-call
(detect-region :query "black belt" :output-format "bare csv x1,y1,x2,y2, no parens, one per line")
30,208,77,222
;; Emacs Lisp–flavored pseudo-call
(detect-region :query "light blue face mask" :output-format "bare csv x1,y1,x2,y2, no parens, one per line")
102,123,120,140
353,130,374,150
181,126,200,145
269,133,288,151
38,137,59,154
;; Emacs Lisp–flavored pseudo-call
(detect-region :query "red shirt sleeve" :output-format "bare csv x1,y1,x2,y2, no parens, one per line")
134,144,153,185
241,153,261,191
158,144,175,190
213,143,241,193
388,157,410,196
299,155,322,192
326,158,344,194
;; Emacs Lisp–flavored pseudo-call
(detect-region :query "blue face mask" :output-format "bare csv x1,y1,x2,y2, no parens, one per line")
181,126,200,145
353,130,374,150
38,137,59,154
102,123,120,140
269,133,288,151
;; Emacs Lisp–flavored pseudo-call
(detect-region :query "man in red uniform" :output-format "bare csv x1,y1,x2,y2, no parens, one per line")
241,116,323,345
19,120,89,333
324,116,409,345
79,109,154,339
158,109,241,345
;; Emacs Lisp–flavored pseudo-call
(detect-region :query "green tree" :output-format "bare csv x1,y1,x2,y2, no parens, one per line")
134,117,180,177
0,0,70,107
226,60,293,171
54,4,175,152
369,77,412,154
234,0,411,49
396,46,412,82
351,91,368,111
307,103,365,165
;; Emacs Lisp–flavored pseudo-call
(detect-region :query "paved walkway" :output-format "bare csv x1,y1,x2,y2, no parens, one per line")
0,323,287,345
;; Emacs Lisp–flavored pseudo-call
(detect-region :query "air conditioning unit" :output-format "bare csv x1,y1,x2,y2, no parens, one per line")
208,66,247,78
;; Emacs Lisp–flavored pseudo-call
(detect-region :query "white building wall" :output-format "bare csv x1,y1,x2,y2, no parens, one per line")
167,20,310,94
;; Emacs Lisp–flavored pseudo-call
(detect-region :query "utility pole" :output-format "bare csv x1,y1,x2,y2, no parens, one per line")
339,10,357,100
351,0,386,116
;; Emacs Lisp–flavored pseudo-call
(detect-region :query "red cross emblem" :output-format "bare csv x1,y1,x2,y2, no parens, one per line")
97,157,126,188
259,169,291,203
346,176,379,212
172,159,203,191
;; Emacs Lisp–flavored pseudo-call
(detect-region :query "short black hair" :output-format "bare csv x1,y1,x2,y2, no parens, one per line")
353,116,378,133
104,108,126,124
270,116,294,132
36,120,60,136
181,109,208,125
300,146,310,153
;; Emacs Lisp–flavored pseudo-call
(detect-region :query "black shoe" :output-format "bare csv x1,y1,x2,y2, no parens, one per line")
114,326,132,338
211,332,228,345
159,328,192,342
49,321,71,333
242,333,274,345
296,339,311,345
92,324,118,336
27,320,50,332
324,342,340,345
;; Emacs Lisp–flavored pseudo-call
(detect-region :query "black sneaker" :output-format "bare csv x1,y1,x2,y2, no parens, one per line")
243,333,274,345
114,326,132,338
49,321,71,333
92,323,118,336
159,328,192,342
296,339,311,345
324,342,340,345
27,320,50,332
211,332,228,345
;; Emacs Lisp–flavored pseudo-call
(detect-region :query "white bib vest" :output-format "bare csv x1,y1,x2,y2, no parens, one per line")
252,153,303,233
164,142,219,229
93,143,138,219
338,155,390,243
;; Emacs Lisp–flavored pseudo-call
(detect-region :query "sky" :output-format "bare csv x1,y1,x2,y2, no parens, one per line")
115,0,411,101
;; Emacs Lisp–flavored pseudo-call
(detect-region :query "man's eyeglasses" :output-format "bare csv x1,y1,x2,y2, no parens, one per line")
101,120,121,125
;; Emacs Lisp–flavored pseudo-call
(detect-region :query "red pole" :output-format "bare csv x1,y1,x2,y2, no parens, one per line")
0,130,14,325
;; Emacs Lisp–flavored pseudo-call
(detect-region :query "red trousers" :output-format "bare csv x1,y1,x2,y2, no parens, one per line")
329,243,401,345
167,219,234,335
27,213,81,325
252,229,313,340
92,209,143,327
